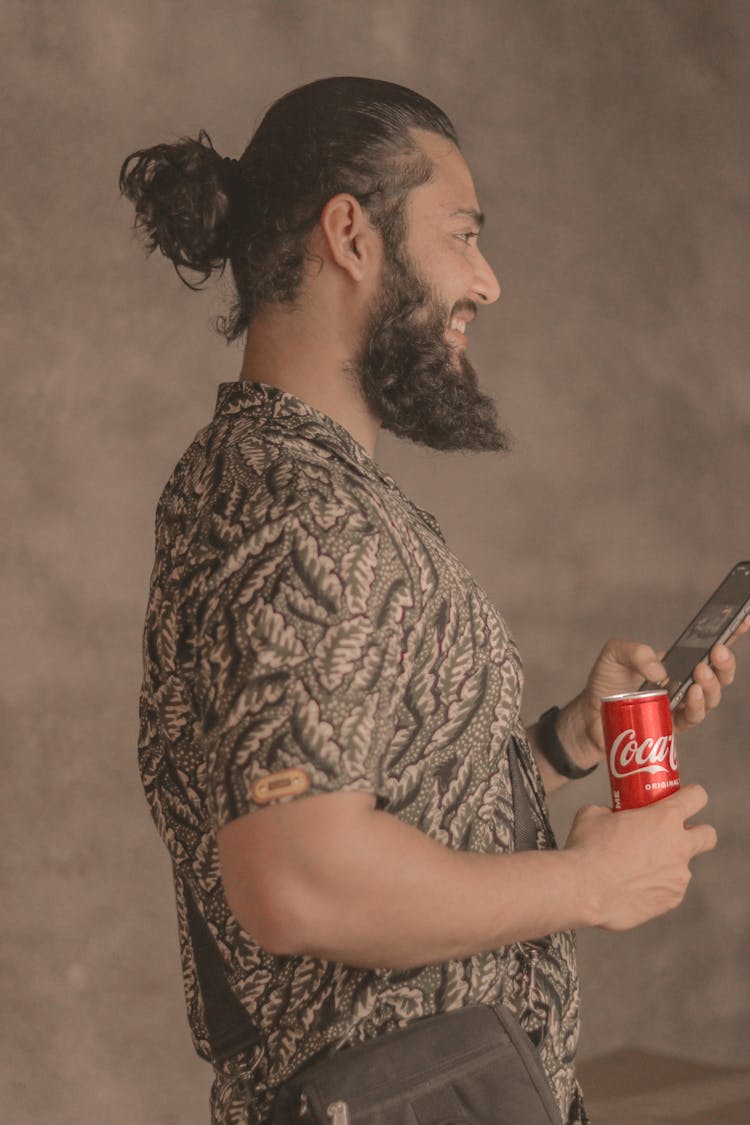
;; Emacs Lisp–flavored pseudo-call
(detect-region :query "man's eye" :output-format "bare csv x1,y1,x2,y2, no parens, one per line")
457,231,479,244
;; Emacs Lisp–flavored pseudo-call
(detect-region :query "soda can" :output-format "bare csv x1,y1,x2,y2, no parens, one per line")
601,689,679,810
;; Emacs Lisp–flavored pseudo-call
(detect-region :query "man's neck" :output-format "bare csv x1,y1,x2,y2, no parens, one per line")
238,303,381,457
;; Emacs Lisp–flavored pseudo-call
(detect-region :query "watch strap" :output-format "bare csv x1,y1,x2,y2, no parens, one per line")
535,706,599,779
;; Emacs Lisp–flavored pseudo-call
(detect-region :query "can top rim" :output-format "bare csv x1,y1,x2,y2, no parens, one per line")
601,689,669,702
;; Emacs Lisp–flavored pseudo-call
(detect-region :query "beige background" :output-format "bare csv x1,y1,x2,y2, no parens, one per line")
3,1,749,1121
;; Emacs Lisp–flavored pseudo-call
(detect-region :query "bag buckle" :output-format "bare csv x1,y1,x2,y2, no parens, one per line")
326,1101,351,1124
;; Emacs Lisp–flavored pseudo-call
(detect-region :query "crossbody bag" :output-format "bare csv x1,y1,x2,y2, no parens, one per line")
271,1000,562,1124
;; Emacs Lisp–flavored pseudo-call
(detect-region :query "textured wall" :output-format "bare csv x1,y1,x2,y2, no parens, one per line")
3,1,749,1121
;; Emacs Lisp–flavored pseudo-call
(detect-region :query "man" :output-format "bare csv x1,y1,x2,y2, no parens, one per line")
123,78,742,1123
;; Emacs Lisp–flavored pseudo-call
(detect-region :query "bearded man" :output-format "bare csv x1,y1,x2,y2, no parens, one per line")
121,77,740,1124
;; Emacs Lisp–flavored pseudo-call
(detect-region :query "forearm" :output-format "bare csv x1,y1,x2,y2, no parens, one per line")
226,797,591,969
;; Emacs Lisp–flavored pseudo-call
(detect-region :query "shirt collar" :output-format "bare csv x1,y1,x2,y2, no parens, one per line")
214,379,401,487
213,380,445,541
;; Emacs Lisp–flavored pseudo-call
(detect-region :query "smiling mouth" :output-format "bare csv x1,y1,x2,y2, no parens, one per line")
446,308,475,349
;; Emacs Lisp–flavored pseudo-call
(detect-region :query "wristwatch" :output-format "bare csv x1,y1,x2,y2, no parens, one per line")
535,706,598,779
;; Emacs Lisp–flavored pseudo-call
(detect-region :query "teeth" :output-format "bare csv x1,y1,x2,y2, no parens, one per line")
450,318,466,333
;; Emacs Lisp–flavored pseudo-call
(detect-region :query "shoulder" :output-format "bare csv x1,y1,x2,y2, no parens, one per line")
181,424,417,601
212,420,414,551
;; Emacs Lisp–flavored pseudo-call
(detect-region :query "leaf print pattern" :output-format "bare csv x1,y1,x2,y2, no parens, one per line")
437,615,475,701
291,527,342,611
138,381,585,1125
307,489,350,531
279,583,329,626
289,687,342,774
341,534,379,615
217,521,285,584
315,616,372,691
247,602,307,669
340,694,382,778
155,676,191,741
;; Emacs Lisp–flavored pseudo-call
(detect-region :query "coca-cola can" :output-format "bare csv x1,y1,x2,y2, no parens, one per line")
601,689,679,810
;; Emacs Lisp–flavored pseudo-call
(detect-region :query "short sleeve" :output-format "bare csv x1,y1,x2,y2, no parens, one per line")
195,479,417,828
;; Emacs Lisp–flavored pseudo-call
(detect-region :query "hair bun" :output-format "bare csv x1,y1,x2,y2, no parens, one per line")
119,130,234,286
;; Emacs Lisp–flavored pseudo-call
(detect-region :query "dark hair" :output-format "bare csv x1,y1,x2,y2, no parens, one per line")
119,77,458,341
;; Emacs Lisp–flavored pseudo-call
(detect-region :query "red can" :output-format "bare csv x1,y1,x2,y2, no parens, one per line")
601,689,679,810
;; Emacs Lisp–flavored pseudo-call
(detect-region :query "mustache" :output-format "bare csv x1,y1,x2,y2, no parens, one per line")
450,299,478,320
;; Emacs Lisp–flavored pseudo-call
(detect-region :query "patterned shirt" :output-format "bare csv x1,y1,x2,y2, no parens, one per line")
138,380,584,1123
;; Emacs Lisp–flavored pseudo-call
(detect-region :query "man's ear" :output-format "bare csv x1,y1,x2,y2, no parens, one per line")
319,194,379,282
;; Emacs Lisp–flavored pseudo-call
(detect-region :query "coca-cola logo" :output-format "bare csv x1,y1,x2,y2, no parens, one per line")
609,728,677,779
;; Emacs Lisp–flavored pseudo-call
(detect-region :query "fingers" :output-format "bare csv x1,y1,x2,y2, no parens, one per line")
686,821,718,858
659,786,717,856
709,642,736,687
726,614,750,647
674,641,738,730
667,782,709,820
677,682,708,728
690,658,722,710
644,658,668,685
604,638,667,684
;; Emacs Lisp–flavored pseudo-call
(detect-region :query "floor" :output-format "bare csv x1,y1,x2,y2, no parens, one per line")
578,1049,750,1124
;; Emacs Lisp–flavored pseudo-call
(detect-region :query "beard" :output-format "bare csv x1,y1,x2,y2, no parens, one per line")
352,244,511,453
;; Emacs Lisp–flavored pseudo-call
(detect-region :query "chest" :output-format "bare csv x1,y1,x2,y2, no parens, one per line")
376,516,527,853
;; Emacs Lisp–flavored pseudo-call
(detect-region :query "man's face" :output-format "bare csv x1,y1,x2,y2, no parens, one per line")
354,133,509,453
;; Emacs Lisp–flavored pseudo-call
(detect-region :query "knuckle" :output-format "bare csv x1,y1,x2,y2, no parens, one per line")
601,638,619,660
670,885,686,908
579,802,606,819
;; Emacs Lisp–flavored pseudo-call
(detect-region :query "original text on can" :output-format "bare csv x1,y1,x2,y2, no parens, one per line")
601,689,679,811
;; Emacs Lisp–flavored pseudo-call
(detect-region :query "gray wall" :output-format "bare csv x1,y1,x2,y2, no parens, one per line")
3,1,748,1121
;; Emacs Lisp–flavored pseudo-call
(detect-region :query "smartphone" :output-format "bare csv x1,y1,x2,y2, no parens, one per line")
641,561,750,710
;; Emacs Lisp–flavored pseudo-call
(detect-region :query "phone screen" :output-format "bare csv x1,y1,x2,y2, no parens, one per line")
661,562,750,702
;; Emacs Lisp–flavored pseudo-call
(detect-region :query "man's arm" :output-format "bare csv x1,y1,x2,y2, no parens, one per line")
218,783,715,970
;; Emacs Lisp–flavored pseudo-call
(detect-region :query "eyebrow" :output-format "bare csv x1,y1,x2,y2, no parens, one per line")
449,207,485,229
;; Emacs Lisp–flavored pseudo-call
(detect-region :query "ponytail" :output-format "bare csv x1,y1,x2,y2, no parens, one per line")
119,130,239,288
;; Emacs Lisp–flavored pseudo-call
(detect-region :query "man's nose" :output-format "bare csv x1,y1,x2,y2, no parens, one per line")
473,252,501,305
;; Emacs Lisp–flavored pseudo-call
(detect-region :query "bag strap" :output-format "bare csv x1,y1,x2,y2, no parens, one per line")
182,878,261,1063
489,1000,564,1124
509,737,539,851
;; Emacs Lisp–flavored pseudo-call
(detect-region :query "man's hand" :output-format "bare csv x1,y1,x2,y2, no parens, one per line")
564,785,717,930
671,613,749,731
549,618,749,780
